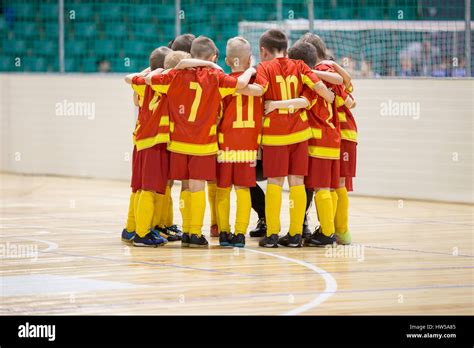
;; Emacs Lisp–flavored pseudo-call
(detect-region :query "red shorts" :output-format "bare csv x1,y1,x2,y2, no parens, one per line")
132,144,169,194
217,162,256,188
169,152,216,181
131,146,139,192
305,157,340,189
263,141,308,178
340,140,357,178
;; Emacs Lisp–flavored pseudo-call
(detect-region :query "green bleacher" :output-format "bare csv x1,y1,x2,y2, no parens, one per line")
0,0,470,73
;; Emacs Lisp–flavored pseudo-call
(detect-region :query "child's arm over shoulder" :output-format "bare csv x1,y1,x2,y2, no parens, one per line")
124,67,150,84
313,70,343,85
235,67,257,89
175,58,223,70
320,60,352,89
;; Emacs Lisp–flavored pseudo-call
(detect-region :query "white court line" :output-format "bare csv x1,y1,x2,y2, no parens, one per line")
245,248,337,315
0,237,59,253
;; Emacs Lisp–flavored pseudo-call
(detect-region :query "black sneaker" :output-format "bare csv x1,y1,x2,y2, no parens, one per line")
166,224,183,238
181,233,190,247
249,218,267,237
189,234,209,248
278,233,302,248
154,226,181,242
302,224,312,241
259,234,279,248
305,228,336,247
229,233,245,248
133,231,167,247
219,231,232,246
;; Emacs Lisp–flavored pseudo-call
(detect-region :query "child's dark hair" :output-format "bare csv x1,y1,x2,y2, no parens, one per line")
288,41,317,68
149,46,172,70
300,32,327,61
259,29,288,53
171,33,196,53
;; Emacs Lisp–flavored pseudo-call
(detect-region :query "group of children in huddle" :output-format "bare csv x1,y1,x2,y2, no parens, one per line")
121,28,358,249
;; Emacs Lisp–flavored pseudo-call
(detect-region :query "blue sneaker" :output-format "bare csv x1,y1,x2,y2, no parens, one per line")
133,230,167,247
121,229,136,243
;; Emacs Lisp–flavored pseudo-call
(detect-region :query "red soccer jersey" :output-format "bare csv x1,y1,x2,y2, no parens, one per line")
254,57,323,146
336,83,358,143
218,73,263,163
151,67,238,155
300,63,348,160
131,77,170,151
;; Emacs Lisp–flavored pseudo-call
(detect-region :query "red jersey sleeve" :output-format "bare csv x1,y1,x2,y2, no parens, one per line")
131,76,146,98
216,70,238,98
150,69,177,94
300,61,323,90
254,64,269,93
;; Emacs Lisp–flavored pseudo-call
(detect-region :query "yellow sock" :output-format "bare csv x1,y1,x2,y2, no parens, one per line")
289,185,306,236
265,184,282,236
136,190,155,237
330,190,338,219
125,192,136,232
180,190,191,233
315,190,335,237
151,193,165,228
235,188,251,235
207,182,217,226
189,190,206,236
216,186,231,232
133,189,141,222
335,187,349,233
166,194,174,226
159,186,171,227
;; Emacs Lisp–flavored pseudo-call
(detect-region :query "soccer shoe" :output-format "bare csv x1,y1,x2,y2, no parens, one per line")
181,233,190,247
249,218,267,237
305,228,336,247
219,231,232,246
189,234,209,248
154,226,181,242
166,224,183,238
121,229,136,243
133,231,167,247
258,234,279,248
229,233,246,248
210,224,219,237
278,233,302,248
302,224,312,241
336,230,352,245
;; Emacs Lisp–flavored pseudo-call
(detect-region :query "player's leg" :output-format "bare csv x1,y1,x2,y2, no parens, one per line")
229,162,255,248
249,159,267,237
303,188,314,239
187,154,216,248
216,162,232,246
277,141,309,248
207,181,219,237
122,145,139,242
259,144,290,248
133,146,168,247
306,158,338,247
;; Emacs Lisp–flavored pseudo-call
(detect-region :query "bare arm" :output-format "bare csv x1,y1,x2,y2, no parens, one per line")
321,60,352,88
175,58,223,70
264,98,309,115
133,92,139,107
235,67,256,89
313,82,335,104
124,67,150,84
144,68,164,85
345,95,356,109
314,70,343,85
237,83,265,97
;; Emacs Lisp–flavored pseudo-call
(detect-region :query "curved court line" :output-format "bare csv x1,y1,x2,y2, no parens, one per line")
245,248,337,315
15,237,59,253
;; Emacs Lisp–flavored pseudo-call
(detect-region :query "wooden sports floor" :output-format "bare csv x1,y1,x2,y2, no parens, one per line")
1,173,473,315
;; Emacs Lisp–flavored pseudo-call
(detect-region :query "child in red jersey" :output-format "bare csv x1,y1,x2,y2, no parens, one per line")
214,37,264,248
